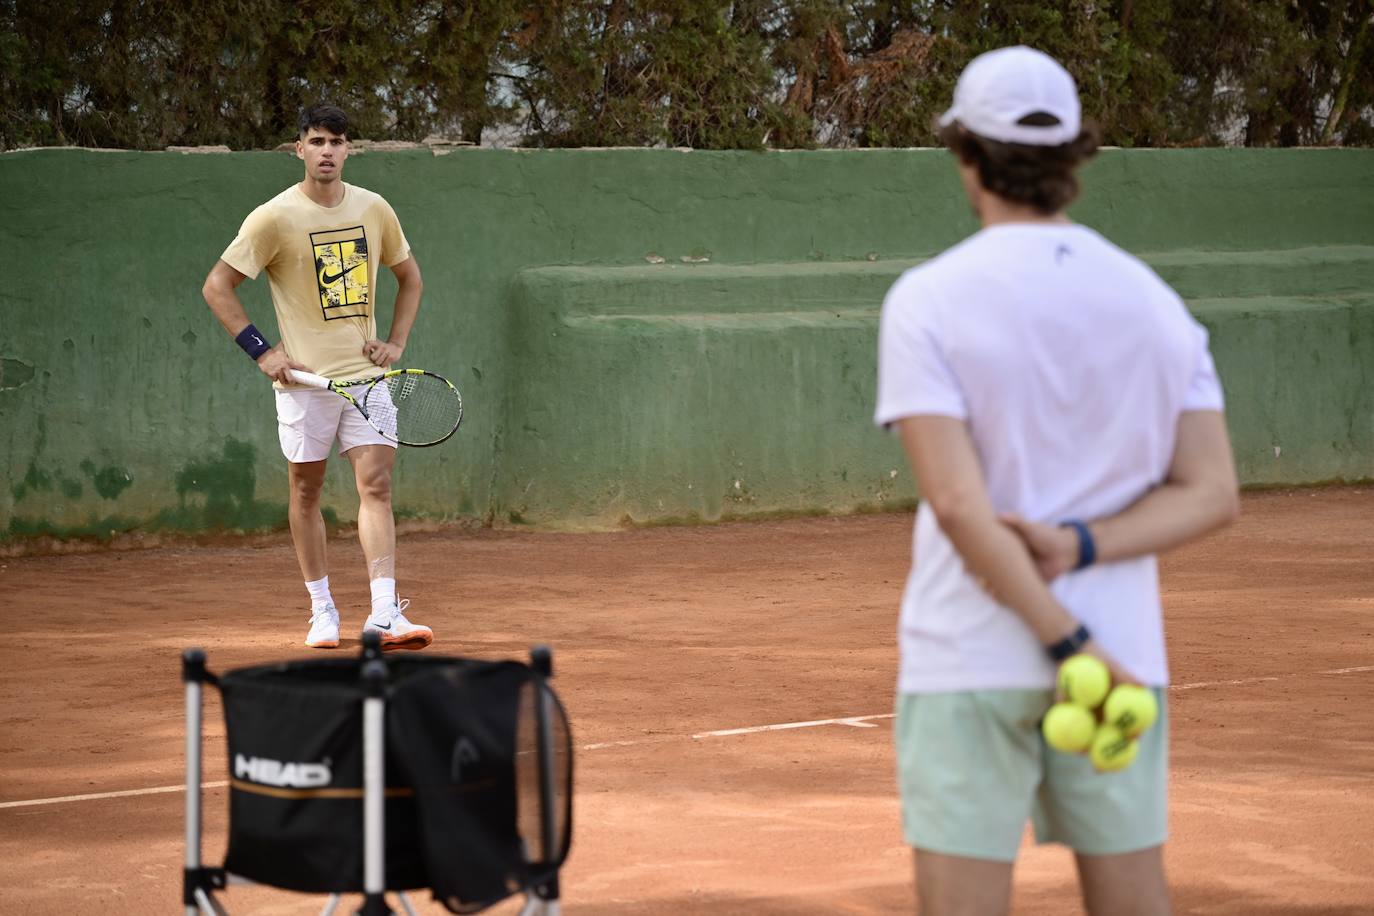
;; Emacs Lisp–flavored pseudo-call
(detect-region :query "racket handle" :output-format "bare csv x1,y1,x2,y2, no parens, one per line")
288,370,332,390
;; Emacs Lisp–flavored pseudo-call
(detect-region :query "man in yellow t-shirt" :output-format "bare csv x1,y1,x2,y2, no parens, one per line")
202,104,433,651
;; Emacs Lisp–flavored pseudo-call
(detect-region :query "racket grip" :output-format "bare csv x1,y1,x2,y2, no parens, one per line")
288,370,332,389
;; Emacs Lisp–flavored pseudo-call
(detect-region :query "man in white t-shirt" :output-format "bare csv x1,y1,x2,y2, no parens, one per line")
874,47,1239,915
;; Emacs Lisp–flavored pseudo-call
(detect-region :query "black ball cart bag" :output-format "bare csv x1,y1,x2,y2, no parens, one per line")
182,633,572,915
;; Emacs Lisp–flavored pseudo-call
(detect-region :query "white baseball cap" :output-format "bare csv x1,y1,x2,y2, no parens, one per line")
938,46,1081,146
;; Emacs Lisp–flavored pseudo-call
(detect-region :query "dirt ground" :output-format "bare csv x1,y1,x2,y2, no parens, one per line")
1,487,1372,914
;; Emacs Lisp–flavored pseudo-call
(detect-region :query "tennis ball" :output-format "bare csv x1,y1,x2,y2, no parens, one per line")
1102,685,1158,738
1057,654,1111,709
1089,724,1139,772
1042,702,1096,754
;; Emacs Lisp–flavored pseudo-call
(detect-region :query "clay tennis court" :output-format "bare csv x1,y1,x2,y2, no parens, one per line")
1,487,1371,914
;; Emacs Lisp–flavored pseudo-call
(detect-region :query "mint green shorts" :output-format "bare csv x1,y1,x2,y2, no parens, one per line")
895,689,1168,862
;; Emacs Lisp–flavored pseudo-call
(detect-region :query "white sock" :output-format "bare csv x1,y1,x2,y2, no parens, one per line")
305,576,333,610
370,577,397,617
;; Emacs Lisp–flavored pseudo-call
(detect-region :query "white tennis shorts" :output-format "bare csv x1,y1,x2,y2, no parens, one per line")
275,384,394,463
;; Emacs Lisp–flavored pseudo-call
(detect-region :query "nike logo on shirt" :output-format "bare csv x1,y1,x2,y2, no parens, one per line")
320,262,364,286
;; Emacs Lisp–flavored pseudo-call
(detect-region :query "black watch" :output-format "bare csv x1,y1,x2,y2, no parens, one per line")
1046,623,1091,662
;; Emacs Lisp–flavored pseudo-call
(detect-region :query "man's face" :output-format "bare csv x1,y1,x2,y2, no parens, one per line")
297,127,349,182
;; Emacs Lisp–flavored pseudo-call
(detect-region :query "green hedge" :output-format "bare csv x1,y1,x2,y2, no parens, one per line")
4,1,1372,151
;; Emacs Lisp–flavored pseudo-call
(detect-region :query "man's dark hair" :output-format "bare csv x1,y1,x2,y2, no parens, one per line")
298,104,349,139
939,117,1100,214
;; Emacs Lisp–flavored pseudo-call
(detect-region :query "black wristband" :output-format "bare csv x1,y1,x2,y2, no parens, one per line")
235,323,271,360
1046,623,1091,662
1061,519,1096,570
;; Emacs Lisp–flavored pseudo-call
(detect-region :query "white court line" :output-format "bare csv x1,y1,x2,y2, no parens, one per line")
1170,665,1374,691
1172,676,1281,691
0,781,229,810
696,714,889,739
3,664,1369,812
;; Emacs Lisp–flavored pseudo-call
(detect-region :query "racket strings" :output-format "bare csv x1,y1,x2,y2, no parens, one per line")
365,374,462,446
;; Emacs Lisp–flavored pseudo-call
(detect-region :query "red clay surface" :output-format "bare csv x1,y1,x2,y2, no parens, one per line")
1,487,1372,914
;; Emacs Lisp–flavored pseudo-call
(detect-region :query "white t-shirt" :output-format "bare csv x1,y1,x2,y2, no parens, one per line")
874,223,1224,693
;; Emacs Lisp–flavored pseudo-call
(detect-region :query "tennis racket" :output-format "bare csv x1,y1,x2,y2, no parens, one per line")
289,368,463,447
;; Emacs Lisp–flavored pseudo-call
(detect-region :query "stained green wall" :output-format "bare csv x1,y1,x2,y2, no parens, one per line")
1,148,1371,542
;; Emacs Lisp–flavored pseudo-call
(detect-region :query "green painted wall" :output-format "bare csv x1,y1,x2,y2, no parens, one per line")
1,148,1371,542
506,252,1374,526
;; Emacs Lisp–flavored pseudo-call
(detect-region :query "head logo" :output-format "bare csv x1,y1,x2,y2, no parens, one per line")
450,737,481,782
234,754,332,788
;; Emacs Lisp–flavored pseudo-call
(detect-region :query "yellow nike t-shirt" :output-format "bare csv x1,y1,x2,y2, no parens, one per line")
221,182,411,384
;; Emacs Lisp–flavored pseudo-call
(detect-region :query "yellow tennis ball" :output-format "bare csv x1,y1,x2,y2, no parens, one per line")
1089,724,1139,772
1057,654,1110,709
1102,685,1158,738
1042,702,1096,754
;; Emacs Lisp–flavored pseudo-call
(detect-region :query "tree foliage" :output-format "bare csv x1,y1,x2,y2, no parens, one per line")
3,0,1371,150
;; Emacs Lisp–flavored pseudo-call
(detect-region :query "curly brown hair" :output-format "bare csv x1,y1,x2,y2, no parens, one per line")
939,117,1101,214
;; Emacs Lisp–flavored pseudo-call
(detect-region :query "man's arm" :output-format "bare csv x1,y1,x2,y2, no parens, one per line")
1002,411,1240,580
363,255,423,367
895,415,1130,680
201,260,305,383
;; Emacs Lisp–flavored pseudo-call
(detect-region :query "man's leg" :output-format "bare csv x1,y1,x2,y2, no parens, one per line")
346,444,396,579
914,850,1014,916
1036,690,1171,915
289,459,340,648
898,692,1046,916
1075,846,1170,916
347,444,432,649
278,384,346,646
288,459,330,581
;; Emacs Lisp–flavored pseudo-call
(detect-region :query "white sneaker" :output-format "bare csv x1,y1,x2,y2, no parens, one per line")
362,598,433,651
305,603,340,649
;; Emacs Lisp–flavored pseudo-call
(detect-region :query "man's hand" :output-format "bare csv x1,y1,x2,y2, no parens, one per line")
257,347,309,384
1078,638,1138,689
1001,513,1080,582
363,339,403,368
1050,638,1138,704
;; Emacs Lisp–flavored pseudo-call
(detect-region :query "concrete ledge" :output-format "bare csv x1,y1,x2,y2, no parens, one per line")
1192,294,1374,485
518,246,1374,318
514,259,912,317
503,252,1374,525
